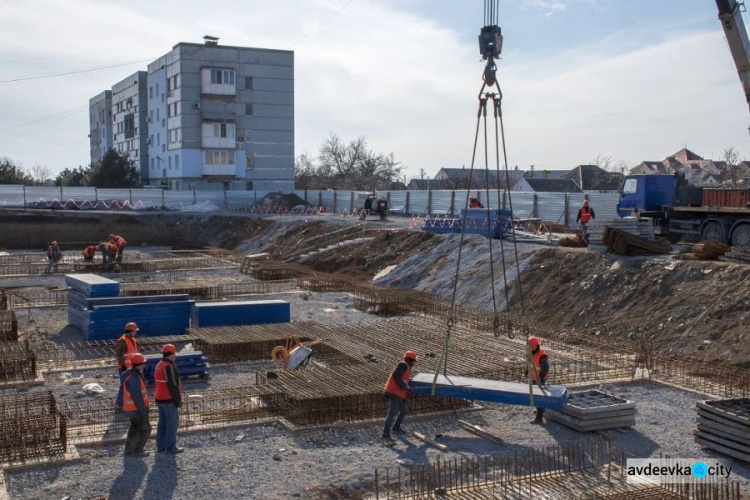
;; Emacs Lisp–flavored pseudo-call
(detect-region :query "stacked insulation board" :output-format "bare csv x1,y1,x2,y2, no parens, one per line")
695,398,750,463
191,300,290,328
66,274,193,341
421,209,513,239
142,352,210,382
546,390,636,432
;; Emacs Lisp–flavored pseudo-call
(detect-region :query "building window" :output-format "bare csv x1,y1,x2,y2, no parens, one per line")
245,77,253,90
157,132,160,145
149,86,153,99
168,129,181,143
167,74,180,91
168,156,172,169
124,114,135,139
156,83,159,95
156,108,160,121
205,150,235,165
245,104,253,116
175,155,180,169
167,102,181,118
210,69,235,85
151,158,155,169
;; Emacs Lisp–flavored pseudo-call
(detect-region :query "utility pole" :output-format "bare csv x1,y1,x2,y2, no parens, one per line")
419,168,426,180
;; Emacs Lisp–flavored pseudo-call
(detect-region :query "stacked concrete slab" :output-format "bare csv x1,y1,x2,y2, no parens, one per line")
695,398,750,463
66,274,120,333
191,300,290,328
586,218,655,252
142,352,210,382
546,390,636,432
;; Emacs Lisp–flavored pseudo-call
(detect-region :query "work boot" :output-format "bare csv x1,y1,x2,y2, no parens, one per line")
529,418,544,425
167,447,184,454
382,434,395,443
132,451,150,457
391,427,406,435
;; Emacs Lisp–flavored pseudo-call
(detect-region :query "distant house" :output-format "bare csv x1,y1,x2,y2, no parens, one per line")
511,178,583,193
430,167,525,189
563,165,622,193
406,179,436,190
523,169,568,180
629,148,735,187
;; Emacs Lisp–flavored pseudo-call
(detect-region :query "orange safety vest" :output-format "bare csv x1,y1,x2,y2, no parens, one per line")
110,235,126,249
530,348,549,382
122,371,150,412
579,206,593,224
154,360,182,401
383,362,412,401
117,334,139,371
82,245,97,259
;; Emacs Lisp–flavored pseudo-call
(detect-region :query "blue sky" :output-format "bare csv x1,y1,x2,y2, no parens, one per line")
0,0,747,181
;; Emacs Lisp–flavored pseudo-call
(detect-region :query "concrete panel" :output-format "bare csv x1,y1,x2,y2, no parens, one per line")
245,117,294,131
247,167,294,181
253,180,294,191
249,130,294,144
239,64,293,79
239,50,293,66
242,142,294,156
251,155,294,170
181,46,241,64
252,78,294,92
251,104,294,118
244,91,294,106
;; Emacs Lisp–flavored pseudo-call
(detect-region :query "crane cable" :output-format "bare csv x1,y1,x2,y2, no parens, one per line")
432,0,537,402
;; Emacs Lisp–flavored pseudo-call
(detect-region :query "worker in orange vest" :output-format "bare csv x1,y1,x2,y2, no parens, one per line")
527,336,550,424
45,241,62,273
81,245,98,262
109,233,127,263
98,242,117,265
469,197,484,208
382,350,417,442
115,322,139,410
121,352,151,457
155,344,184,454
576,199,596,242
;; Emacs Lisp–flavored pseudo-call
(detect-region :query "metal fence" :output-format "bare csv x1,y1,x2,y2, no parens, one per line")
0,185,619,227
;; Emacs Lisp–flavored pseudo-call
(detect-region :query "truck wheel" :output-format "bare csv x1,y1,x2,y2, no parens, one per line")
379,212,387,220
730,224,750,247
700,221,725,243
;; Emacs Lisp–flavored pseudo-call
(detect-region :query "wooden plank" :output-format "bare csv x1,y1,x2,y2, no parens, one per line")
412,431,448,451
695,436,750,464
458,420,504,445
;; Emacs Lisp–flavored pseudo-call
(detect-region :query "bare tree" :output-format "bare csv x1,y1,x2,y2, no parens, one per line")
30,165,52,185
593,154,629,175
723,146,741,186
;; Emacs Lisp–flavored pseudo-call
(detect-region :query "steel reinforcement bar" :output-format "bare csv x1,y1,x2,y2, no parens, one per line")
0,391,67,464
0,339,37,382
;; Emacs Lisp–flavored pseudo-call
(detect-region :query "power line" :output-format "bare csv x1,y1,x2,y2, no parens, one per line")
0,105,86,133
0,58,156,84
293,0,356,46
0,47,152,64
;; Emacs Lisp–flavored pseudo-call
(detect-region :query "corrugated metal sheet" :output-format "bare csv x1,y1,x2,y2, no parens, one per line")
388,191,407,213
408,191,429,214
568,194,585,226
586,193,620,220
431,191,453,214
507,192,534,218
320,190,335,209
536,192,566,224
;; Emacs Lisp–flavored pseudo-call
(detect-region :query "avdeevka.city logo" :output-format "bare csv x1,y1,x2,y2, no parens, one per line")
626,459,731,484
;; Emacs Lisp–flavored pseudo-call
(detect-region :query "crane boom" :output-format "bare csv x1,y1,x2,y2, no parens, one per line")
716,0,750,116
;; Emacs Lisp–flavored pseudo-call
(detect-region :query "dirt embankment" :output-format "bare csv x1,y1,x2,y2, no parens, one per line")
517,248,750,367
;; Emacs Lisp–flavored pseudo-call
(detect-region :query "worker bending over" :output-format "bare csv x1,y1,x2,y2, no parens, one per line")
527,336,549,424
155,344,184,454
82,245,98,262
469,197,484,208
121,353,151,457
382,350,417,442
99,242,117,265
109,234,127,263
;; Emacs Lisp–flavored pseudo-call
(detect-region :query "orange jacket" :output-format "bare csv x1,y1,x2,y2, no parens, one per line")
122,371,150,412
154,359,182,402
383,362,412,401
530,348,549,382
116,334,139,370
82,245,97,259
110,235,126,249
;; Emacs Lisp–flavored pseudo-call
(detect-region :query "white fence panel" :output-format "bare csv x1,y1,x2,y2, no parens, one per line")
587,193,620,220
320,190,335,210
431,191,453,214
0,186,24,206
536,192,567,224
194,191,225,206
408,191,429,214
567,194,585,226
336,191,353,213
388,191,407,213
507,192,535,218
131,189,164,208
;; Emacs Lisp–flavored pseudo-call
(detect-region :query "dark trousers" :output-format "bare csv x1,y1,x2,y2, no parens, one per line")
156,402,179,451
125,414,151,455
383,394,407,436
115,369,126,410
116,246,125,263
535,379,546,421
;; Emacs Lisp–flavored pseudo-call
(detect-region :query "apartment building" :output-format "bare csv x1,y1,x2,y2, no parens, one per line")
88,90,112,165
111,72,149,180
89,37,294,191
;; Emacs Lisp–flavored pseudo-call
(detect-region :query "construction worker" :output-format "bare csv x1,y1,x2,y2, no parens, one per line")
109,234,127,263
382,350,417,442
45,241,62,273
469,197,484,208
81,245,98,262
576,199,595,242
155,344,184,454
98,241,116,265
115,322,140,410
527,336,549,424
121,353,151,457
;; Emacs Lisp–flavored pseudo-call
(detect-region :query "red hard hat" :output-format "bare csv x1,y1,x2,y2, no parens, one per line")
404,350,417,362
528,336,540,350
130,353,146,365
161,343,177,355
125,322,139,333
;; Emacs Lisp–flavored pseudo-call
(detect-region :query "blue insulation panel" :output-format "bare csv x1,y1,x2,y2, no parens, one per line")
86,300,194,341
422,209,513,239
86,294,190,307
191,300,290,328
65,274,120,297
410,373,568,410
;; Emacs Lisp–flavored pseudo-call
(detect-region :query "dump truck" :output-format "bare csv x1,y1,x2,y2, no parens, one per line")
617,174,750,246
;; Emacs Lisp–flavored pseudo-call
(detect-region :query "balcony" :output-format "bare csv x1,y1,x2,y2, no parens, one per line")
202,164,236,177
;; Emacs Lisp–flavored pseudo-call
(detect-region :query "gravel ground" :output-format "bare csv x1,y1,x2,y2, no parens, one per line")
6,380,749,499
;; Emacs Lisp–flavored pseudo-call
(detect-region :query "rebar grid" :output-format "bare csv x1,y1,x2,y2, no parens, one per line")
650,354,750,398
121,282,222,301
0,391,67,464
61,385,285,443
31,335,198,372
0,339,37,382
241,258,313,280
372,440,742,500
0,310,19,341
1,287,67,310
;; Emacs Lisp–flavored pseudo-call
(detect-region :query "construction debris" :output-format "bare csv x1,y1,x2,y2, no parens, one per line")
411,431,448,451
695,398,750,463
679,241,731,261
546,390,637,432
721,245,750,264
601,227,671,256
457,419,504,445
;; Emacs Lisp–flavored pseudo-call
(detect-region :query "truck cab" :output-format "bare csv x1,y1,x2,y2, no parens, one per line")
617,174,676,218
